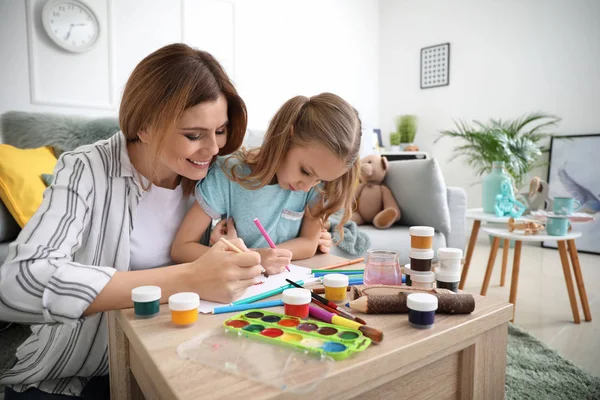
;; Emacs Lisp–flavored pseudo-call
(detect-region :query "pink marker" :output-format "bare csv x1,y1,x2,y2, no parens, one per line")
253,218,291,272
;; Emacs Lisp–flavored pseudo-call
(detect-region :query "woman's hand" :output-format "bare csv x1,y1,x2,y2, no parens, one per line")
187,238,262,304
254,248,293,275
318,229,332,253
209,217,238,245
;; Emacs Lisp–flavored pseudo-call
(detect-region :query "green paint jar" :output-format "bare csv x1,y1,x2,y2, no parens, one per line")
132,286,161,318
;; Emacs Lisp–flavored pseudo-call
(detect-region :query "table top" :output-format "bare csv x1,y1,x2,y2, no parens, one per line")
466,208,515,223
114,254,513,399
481,226,582,242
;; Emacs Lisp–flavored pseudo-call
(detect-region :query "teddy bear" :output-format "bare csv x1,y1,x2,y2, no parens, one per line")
351,154,401,229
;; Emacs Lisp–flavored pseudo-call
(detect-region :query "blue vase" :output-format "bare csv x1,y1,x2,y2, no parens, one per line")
482,161,511,214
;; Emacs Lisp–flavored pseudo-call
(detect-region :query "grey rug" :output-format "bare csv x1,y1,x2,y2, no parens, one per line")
1,323,599,398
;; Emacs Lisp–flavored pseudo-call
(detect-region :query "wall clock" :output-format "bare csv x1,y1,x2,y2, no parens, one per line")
42,0,100,53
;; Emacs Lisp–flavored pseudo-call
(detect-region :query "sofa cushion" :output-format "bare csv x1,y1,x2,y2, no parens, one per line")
0,145,57,227
384,158,451,238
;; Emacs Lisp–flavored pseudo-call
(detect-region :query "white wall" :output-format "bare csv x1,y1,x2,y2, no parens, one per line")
379,0,600,208
0,0,379,137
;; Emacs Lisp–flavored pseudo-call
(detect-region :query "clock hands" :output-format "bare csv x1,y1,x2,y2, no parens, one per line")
64,23,88,41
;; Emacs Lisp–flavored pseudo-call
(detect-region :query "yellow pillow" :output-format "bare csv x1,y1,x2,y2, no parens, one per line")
0,145,57,228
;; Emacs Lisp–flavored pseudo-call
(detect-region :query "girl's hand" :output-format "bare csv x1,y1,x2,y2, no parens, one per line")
209,217,238,245
318,228,332,253
187,238,261,304
255,248,292,275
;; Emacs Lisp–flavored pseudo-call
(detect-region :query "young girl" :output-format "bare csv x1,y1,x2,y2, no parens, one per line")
171,93,362,275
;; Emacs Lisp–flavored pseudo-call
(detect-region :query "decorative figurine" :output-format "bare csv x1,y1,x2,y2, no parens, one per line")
495,180,526,218
526,176,553,213
508,218,544,235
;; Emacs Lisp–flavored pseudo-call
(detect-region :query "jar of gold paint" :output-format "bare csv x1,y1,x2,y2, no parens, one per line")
409,226,435,249
168,292,199,327
323,274,349,303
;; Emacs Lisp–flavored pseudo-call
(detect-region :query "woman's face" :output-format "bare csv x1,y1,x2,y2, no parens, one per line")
156,94,229,182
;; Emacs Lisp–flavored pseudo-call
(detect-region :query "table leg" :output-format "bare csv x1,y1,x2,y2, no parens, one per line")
557,241,581,324
108,311,133,400
460,220,481,290
567,239,592,322
500,239,509,287
481,236,500,296
508,241,522,322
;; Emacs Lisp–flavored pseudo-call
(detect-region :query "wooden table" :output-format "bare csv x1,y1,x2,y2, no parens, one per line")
109,254,513,400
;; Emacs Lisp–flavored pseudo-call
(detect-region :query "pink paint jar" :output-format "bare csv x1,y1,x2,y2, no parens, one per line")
364,249,402,285
282,288,311,319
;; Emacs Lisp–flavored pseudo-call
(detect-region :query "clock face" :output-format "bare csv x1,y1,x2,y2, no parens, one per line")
42,0,99,53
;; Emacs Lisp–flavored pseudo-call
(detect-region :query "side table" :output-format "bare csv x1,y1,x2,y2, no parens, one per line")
480,227,592,324
459,208,513,290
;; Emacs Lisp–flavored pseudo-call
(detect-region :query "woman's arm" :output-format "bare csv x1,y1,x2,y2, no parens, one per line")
170,202,214,263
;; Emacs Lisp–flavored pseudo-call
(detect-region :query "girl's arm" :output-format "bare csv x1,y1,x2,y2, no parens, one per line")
170,202,214,263
276,206,322,260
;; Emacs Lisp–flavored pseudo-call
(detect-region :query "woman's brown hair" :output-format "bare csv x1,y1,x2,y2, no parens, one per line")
226,93,362,241
119,43,247,195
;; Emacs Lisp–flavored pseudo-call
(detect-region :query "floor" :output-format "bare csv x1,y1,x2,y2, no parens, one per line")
461,234,600,378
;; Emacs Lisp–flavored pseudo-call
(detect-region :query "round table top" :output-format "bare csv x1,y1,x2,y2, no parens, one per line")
480,226,582,242
467,208,523,223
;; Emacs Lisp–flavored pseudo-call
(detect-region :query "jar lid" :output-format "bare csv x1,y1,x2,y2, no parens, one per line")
438,247,463,260
407,293,438,312
282,288,311,305
410,249,434,260
409,270,435,283
409,226,435,237
403,264,412,274
323,274,349,288
168,292,200,311
131,286,161,303
436,270,461,283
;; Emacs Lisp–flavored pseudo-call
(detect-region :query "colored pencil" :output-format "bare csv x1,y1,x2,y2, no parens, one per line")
285,279,366,325
213,299,284,314
320,257,365,270
220,237,268,276
253,217,290,272
231,280,306,305
308,305,383,343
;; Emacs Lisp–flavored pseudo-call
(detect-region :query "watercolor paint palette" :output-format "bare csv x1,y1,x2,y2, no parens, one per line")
223,310,372,360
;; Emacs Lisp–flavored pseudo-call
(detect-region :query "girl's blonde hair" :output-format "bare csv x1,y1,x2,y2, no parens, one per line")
226,93,362,241
119,43,247,195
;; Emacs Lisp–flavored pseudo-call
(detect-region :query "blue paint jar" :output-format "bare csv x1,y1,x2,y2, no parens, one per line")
132,286,161,318
407,293,438,329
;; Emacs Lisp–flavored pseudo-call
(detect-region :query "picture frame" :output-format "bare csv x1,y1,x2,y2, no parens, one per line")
373,129,383,148
420,43,450,89
542,133,600,254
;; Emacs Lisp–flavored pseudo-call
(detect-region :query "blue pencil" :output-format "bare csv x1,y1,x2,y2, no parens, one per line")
213,299,284,314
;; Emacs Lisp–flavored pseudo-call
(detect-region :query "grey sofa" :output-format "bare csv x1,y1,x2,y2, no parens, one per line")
330,158,467,265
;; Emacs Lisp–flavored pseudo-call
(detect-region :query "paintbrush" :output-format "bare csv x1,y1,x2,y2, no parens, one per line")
285,279,367,325
319,257,365,270
308,305,383,344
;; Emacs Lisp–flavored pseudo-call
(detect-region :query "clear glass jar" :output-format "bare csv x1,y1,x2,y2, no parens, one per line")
364,250,402,285
482,161,512,214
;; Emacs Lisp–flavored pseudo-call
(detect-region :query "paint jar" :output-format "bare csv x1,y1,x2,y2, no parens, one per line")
282,288,311,319
131,286,161,318
323,274,349,303
407,293,438,329
409,226,435,249
410,249,434,272
436,270,460,293
364,249,402,285
410,270,435,290
403,264,412,286
438,248,463,273
168,292,199,327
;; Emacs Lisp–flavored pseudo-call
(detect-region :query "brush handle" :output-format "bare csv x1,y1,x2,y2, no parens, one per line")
308,305,335,323
331,314,363,330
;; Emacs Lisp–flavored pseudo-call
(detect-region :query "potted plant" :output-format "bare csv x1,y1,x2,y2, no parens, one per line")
435,112,561,245
397,115,418,149
389,132,401,152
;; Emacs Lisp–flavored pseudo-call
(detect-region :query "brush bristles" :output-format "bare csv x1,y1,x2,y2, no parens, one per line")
358,325,383,343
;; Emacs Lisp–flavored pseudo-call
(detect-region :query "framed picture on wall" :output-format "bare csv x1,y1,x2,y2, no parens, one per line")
543,134,600,254
420,43,450,89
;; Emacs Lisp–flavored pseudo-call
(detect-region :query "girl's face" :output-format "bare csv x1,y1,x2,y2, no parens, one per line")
154,95,229,183
276,141,348,192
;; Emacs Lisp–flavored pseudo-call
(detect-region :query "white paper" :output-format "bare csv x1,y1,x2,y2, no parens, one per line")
197,264,314,314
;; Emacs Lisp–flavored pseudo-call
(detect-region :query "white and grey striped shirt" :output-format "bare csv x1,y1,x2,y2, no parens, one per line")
0,132,146,396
